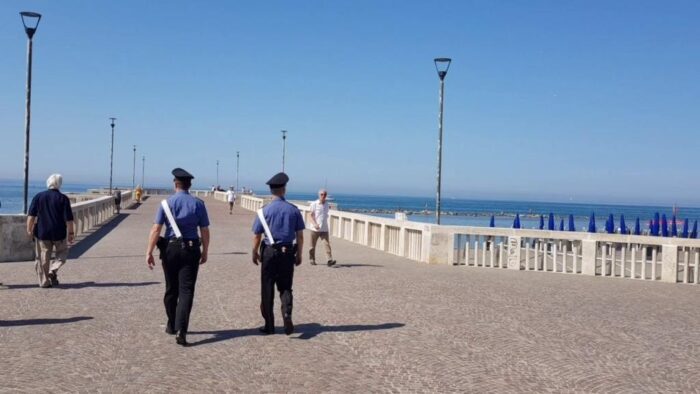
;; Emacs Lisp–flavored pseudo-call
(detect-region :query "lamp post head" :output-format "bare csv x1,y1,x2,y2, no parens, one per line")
281,130,287,140
109,117,116,127
434,57,452,81
20,11,42,39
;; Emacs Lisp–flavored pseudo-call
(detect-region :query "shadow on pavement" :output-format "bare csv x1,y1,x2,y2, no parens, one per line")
0,316,93,327
189,322,405,345
331,263,383,268
68,213,129,259
294,322,404,340
188,328,262,346
7,281,159,290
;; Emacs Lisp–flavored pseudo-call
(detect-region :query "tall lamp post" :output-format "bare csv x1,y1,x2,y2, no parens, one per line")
132,145,136,191
434,57,451,225
281,130,287,172
108,118,116,194
236,151,240,191
141,155,145,189
216,160,219,187
19,11,42,214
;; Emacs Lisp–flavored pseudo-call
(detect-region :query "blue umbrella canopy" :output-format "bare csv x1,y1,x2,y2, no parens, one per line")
568,214,575,232
671,215,678,237
652,212,660,236
588,212,596,233
559,219,564,231
513,214,521,229
661,214,669,237
606,214,614,234
548,213,555,231
691,220,698,239
682,218,689,238
634,217,641,235
489,215,495,227
539,215,544,230
620,215,627,234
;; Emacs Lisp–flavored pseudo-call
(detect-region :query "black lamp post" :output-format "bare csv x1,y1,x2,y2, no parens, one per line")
236,151,240,191
19,11,42,214
141,155,145,188
281,130,287,172
434,57,451,225
109,118,116,194
132,145,136,191
216,160,220,186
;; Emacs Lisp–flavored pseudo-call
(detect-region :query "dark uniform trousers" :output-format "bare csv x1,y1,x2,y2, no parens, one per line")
162,241,201,333
260,244,295,331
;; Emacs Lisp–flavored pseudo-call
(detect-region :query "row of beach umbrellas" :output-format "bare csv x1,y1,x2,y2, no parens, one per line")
492,212,698,238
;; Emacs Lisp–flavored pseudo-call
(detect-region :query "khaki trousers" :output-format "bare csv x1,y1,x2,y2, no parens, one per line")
35,239,68,287
309,231,333,263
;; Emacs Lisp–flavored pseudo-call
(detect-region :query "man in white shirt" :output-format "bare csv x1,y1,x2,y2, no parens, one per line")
225,187,236,214
308,189,336,266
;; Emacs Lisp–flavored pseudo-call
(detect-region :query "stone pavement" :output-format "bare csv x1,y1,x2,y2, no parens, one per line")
1,196,699,393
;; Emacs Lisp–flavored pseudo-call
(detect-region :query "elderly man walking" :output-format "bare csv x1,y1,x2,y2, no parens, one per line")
26,174,75,288
308,189,336,266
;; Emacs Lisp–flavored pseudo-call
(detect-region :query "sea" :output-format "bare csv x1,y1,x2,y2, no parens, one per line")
2,180,697,231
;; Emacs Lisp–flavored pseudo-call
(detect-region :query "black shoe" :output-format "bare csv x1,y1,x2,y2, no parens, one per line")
327,260,336,267
40,283,52,288
175,331,188,346
259,326,274,335
165,326,175,335
283,315,294,335
309,260,317,265
48,271,59,286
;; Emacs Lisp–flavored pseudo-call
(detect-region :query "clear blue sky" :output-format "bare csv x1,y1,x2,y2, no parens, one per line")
1,1,699,205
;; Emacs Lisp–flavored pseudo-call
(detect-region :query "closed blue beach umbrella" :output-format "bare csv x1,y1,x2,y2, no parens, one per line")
568,214,575,232
539,215,544,230
606,214,614,234
634,218,641,235
588,212,596,233
513,214,521,229
661,214,669,237
682,219,689,238
559,219,564,231
691,220,698,239
671,215,678,237
652,212,660,236
619,215,627,234
489,215,495,227
548,213,555,231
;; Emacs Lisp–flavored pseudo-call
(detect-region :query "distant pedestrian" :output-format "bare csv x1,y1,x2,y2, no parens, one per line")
135,184,143,204
252,172,305,335
146,168,210,346
225,187,236,214
308,189,335,266
114,189,122,214
26,174,75,288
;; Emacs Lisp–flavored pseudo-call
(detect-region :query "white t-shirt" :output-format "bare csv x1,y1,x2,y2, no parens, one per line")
310,199,330,232
225,190,236,203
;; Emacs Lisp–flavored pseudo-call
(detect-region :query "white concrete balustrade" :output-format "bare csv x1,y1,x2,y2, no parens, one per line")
235,196,700,285
1,190,133,262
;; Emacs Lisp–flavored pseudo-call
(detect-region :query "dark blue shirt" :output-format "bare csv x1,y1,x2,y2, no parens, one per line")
155,191,210,239
28,189,74,241
252,197,305,245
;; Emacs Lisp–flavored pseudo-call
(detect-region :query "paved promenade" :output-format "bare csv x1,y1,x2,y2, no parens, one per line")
1,196,699,393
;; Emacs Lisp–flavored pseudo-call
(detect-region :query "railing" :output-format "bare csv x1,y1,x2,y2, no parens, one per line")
71,190,133,237
232,195,700,285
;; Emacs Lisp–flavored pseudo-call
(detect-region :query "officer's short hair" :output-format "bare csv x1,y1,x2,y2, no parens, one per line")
175,179,192,190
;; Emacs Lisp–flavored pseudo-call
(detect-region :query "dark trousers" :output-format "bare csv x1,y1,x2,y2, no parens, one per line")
260,246,295,330
162,243,201,333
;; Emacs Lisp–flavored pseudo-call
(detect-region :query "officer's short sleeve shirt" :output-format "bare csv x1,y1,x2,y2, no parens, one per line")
155,191,209,239
252,197,305,244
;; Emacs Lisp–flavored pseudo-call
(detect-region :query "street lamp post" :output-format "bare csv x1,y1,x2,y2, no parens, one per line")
434,57,451,225
236,151,240,191
216,160,219,187
19,11,42,214
132,145,136,191
281,130,287,172
141,155,145,188
109,118,116,195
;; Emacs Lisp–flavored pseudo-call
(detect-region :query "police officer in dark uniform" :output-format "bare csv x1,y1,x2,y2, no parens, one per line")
252,172,305,335
146,168,210,346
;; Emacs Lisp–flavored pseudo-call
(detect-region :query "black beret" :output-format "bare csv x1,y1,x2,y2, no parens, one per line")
172,167,194,180
266,172,289,188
